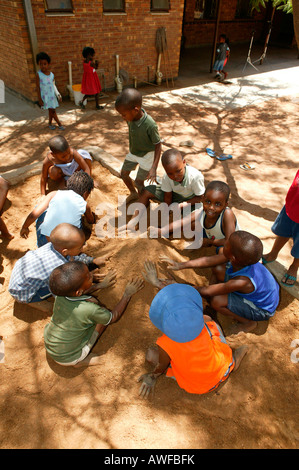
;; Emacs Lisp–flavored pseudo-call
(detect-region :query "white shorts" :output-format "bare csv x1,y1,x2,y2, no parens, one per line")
125,151,155,171
55,330,100,366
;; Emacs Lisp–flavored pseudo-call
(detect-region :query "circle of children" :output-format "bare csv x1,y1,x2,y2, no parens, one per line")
2,52,298,400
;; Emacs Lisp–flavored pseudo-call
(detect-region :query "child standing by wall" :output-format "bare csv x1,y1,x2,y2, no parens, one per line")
36,52,65,130
213,34,230,81
79,47,104,110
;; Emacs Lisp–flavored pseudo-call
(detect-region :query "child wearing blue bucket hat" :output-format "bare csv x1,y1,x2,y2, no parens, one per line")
139,263,248,399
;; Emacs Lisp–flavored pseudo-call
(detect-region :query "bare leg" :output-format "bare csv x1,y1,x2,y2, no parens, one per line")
52,109,63,127
0,178,13,239
120,169,139,200
73,324,107,368
263,236,290,262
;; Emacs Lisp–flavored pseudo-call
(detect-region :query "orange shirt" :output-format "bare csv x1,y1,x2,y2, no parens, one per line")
156,321,234,394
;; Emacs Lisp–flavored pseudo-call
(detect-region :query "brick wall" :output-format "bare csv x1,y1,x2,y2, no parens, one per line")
1,0,184,102
183,0,266,48
0,1,36,101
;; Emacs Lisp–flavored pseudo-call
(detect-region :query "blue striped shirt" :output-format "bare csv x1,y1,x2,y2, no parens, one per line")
8,243,93,303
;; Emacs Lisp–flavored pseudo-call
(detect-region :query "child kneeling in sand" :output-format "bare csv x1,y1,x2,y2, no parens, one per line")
161,231,280,335
139,262,247,399
44,261,143,367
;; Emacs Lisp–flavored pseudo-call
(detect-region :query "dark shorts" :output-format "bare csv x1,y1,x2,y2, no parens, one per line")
121,160,149,181
271,205,299,258
145,184,197,211
227,292,274,322
30,285,52,303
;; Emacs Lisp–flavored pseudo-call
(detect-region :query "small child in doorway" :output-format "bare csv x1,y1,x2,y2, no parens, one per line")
79,47,104,110
21,170,96,247
40,135,93,195
262,169,299,286
115,88,162,201
161,231,280,336
0,176,14,240
44,261,144,367
36,52,65,130
213,34,230,81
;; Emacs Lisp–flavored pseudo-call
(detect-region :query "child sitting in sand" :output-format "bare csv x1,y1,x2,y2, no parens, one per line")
139,262,247,399
9,223,112,309
151,180,239,251
0,176,14,240
161,231,280,336
115,88,162,201
120,148,205,233
262,169,299,287
21,170,95,247
40,135,93,195
44,261,143,367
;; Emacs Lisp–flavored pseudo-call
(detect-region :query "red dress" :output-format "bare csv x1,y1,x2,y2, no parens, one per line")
81,61,102,95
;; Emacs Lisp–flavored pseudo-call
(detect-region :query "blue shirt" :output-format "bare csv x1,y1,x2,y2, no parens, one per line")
225,262,279,313
8,243,94,303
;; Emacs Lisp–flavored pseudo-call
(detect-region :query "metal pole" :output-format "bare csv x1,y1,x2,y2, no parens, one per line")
210,0,222,73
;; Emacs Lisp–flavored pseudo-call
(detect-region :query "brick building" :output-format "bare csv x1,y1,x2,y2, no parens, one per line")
0,1,292,103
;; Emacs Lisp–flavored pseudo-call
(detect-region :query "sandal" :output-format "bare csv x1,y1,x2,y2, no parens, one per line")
216,154,233,161
240,162,255,170
58,125,65,130
281,274,297,286
262,256,275,265
206,148,216,157
48,125,56,130
96,105,105,110
79,100,85,109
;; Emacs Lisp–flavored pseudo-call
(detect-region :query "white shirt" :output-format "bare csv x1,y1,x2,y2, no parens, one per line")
161,165,205,199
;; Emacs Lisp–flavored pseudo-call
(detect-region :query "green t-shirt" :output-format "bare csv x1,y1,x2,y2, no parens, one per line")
44,295,112,363
128,109,161,157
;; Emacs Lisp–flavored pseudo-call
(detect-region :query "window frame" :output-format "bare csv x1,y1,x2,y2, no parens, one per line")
103,0,126,13
44,0,74,14
150,0,170,13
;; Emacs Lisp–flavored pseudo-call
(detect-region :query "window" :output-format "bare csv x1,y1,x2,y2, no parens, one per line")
44,0,74,13
194,0,217,20
235,0,253,18
103,0,125,12
151,0,170,12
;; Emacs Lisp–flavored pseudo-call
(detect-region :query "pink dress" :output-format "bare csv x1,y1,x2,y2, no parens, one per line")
81,61,102,95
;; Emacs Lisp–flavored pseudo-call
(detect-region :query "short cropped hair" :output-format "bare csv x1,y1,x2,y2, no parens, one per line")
49,135,69,154
66,170,94,196
161,149,183,167
49,261,87,297
115,88,142,110
82,47,95,59
205,181,230,201
230,231,263,266
36,52,51,64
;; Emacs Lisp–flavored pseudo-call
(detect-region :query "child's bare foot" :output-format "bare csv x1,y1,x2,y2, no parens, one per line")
73,353,104,367
233,345,249,371
262,253,276,264
0,231,14,240
227,320,257,336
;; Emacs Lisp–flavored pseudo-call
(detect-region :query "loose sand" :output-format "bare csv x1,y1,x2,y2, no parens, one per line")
0,88,298,449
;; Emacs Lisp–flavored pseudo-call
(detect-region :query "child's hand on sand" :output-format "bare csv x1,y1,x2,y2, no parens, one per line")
138,373,157,400
93,253,114,267
97,269,117,289
142,260,160,287
159,256,181,271
20,227,29,239
124,277,144,297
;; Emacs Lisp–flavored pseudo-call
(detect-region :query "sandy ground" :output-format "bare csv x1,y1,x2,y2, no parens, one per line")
0,80,299,449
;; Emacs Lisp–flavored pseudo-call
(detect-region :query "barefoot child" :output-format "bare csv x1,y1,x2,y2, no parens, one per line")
139,263,247,399
263,169,299,286
161,231,280,335
36,52,64,130
21,171,95,247
115,88,162,201
0,176,14,240
44,261,143,367
40,135,93,195
9,223,110,308
79,47,104,110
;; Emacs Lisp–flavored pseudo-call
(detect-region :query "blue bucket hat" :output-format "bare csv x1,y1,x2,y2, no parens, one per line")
149,284,204,343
